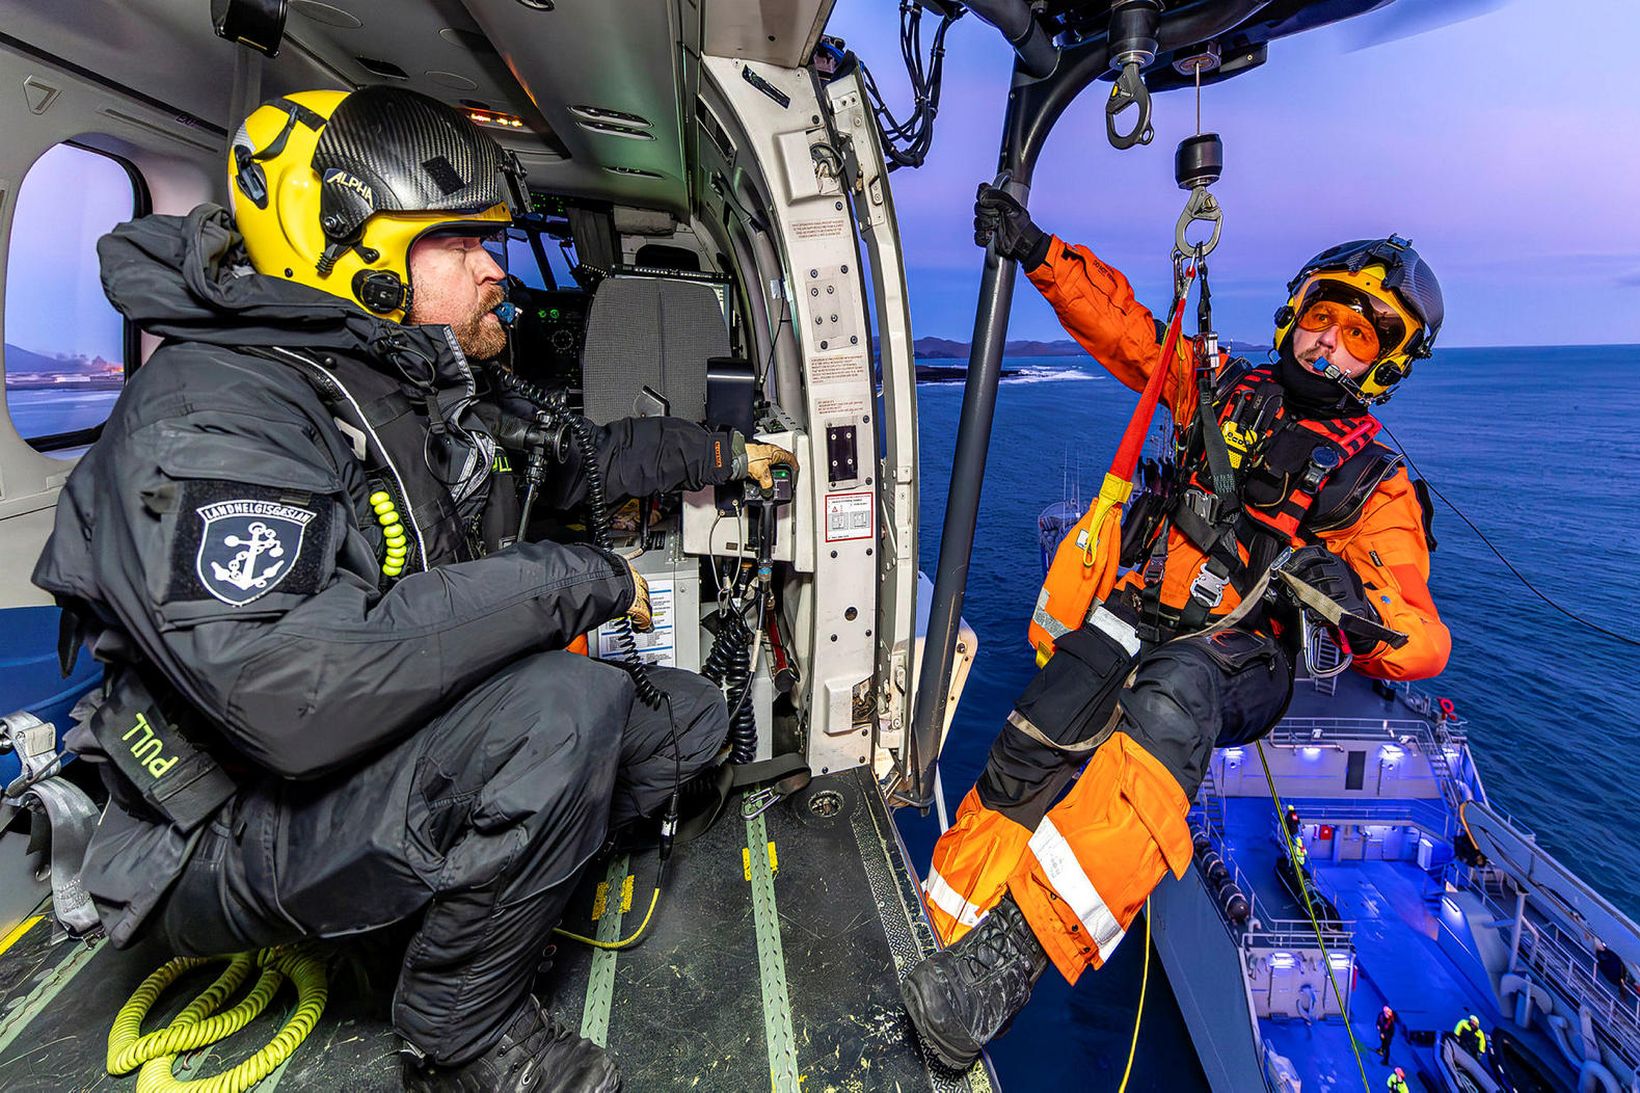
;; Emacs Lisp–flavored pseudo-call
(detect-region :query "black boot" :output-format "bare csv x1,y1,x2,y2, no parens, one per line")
402,998,620,1092
901,894,1049,1070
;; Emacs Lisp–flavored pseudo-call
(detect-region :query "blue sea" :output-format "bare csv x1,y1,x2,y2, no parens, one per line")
895,345,1640,1090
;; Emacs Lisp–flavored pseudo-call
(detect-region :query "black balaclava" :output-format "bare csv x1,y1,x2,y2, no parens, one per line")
1273,340,1369,419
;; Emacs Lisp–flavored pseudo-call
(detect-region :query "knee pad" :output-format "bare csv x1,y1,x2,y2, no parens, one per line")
1011,609,1140,753
1120,630,1292,795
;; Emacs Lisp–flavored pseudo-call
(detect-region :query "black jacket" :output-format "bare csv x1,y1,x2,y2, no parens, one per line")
32,206,733,940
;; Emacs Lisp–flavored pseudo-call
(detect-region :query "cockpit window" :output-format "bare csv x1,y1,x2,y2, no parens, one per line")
5,142,145,455
504,227,579,290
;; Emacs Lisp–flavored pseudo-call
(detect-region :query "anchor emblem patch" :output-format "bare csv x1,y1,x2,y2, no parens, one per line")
195,499,317,606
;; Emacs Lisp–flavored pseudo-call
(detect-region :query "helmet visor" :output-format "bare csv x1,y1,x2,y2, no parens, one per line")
1294,275,1414,364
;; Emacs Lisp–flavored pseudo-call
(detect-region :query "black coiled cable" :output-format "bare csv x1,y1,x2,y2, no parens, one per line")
702,600,758,764
486,364,663,708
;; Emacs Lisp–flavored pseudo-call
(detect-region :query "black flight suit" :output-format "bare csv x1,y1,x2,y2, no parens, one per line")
32,206,734,1065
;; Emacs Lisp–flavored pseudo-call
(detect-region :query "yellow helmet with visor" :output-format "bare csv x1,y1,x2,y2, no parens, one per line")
1272,236,1444,403
229,86,516,323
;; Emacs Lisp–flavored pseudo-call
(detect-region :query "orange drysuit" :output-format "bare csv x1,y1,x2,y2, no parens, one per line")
923,237,1449,984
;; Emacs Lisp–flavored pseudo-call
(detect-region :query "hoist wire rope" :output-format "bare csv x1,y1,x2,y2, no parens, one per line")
1377,422,1640,648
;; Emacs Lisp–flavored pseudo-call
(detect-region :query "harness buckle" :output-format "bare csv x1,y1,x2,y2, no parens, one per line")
1189,562,1230,608
1181,486,1222,526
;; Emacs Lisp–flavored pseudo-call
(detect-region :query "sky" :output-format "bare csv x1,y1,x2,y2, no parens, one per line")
824,0,1640,349
4,143,135,363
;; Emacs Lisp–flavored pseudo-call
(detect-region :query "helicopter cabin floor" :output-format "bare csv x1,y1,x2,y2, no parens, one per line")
0,766,993,1092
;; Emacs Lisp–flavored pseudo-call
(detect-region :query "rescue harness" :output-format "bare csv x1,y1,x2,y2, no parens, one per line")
1125,362,1405,643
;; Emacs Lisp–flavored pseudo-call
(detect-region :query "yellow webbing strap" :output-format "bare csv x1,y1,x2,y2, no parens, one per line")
107,946,327,1093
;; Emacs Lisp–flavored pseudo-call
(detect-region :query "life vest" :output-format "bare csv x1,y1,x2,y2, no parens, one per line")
1123,363,1403,640
247,346,518,579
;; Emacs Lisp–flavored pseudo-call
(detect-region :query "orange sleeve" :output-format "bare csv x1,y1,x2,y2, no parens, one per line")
1026,236,1197,419
1318,467,1451,681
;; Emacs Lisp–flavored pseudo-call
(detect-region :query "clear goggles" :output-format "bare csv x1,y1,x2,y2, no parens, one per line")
1293,275,1416,364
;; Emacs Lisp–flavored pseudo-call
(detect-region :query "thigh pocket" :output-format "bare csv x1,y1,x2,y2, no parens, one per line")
1015,626,1137,748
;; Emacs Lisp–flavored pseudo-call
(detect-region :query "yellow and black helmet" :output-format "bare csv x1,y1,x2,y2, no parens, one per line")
229,86,515,323
1272,235,1444,403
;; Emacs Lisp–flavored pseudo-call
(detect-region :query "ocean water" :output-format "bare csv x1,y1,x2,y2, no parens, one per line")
896,345,1640,1090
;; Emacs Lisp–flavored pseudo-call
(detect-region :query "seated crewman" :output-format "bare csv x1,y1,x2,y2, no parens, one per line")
34,86,791,1092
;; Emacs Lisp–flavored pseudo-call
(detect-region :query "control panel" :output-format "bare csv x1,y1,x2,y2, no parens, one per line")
509,285,590,395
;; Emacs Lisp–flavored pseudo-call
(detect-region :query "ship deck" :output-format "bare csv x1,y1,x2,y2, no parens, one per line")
0,766,990,1092
1221,796,1504,1089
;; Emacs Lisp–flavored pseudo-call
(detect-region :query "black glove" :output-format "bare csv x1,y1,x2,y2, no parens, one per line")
1283,545,1383,649
974,183,1050,270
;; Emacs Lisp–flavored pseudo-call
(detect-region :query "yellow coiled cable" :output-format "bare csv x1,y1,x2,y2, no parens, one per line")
107,947,328,1093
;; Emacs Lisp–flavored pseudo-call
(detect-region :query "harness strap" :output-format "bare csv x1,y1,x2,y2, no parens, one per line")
1006,705,1125,755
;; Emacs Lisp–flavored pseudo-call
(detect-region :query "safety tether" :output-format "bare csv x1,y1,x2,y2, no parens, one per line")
106,946,328,1093
1029,259,1199,665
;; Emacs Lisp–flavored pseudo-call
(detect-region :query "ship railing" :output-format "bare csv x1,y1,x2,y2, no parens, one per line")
1395,680,1469,736
1271,716,1470,823
1243,917,1354,952
1189,803,1263,942
1269,797,1453,842
1269,715,1433,745
1473,883,1640,1070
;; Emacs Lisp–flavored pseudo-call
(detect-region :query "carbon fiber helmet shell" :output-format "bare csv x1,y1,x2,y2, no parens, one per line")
230,87,512,323
1272,235,1444,402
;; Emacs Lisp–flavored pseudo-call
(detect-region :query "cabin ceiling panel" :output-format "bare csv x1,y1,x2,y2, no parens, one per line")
702,0,834,68
0,0,336,130
459,0,692,215
2,0,705,213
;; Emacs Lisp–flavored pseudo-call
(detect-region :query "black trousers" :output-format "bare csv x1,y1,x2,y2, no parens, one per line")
979,627,1293,829
149,651,728,1065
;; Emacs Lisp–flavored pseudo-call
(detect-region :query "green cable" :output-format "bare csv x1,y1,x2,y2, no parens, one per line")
107,946,328,1093
1256,740,1371,1093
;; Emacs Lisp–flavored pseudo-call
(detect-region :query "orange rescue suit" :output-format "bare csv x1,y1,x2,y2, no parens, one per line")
1027,237,1449,680
921,239,1450,984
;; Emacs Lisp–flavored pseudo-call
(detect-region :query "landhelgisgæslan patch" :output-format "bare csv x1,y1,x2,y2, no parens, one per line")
195,498,316,605
163,481,333,608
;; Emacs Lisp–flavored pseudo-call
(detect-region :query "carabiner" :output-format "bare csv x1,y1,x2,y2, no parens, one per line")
1106,62,1155,150
1175,186,1222,260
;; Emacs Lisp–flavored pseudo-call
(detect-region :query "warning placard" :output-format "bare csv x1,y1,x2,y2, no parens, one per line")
596,578,675,667
810,352,865,387
792,217,846,240
825,492,874,543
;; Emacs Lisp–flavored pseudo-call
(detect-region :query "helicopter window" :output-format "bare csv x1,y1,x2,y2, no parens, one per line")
5,141,146,455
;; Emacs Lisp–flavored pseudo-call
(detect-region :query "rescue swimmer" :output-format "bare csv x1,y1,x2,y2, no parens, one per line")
899,182,1450,1070
32,86,792,1092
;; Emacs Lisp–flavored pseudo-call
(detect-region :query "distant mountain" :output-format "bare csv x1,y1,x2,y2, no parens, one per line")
906,335,1270,361
4,342,67,374
912,337,1084,360
4,343,120,375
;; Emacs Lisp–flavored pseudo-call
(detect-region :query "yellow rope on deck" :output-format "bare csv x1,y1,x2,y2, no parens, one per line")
106,946,327,1093
1256,740,1370,1093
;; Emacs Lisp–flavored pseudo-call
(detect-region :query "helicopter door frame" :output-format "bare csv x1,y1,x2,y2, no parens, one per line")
820,72,921,789
698,55,906,778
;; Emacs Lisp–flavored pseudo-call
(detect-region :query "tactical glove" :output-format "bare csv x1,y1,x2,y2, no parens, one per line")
1283,545,1382,651
974,184,1050,270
